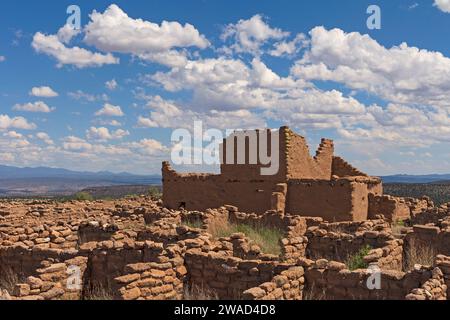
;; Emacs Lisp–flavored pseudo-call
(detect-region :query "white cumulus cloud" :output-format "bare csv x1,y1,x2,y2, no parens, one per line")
84,4,209,67
0,114,36,130
434,0,450,13
32,31,119,68
291,26,450,107
221,14,289,55
13,101,54,113
86,126,130,140
95,103,124,117
29,86,59,98
36,132,54,145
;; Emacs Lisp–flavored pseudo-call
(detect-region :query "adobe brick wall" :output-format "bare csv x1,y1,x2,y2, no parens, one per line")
220,128,288,182
0,246,72,277
285,130,333,180
163,163,278,213
332,156,368,177
368,194,411,222
286,179,369,221
162,127,383,221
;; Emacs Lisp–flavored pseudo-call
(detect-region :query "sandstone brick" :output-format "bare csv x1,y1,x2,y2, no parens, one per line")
115,273,141,285
121,287,141,300
242,287,266,300
13,284,30,297
40,287,65,300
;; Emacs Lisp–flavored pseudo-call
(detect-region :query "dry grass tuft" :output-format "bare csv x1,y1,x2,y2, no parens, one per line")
183,284,219,300
0,267,19,294
208,219,283,256
182,216,204,230
302,283,326,300
83,282,114,300
404,240,436,271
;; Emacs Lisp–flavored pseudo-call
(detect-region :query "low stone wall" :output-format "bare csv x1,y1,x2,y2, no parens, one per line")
404,225,450,256
406,267,447,300
242,266,305,300
0,246,78,277
305,219,401,269
113,252,186,300
299,258,435,300
408,204,450,226
184,249,289,299
364,239,403,271
8,256,88,300
435,255,450,298
227,208,308,262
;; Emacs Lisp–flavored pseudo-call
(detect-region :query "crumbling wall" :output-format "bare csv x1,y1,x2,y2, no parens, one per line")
285,129,333,180
305,219,402,270
408,203,449,226
332,156,368,177
300,258,434,300
242,266,305,300
0,247,76,278
404,225,450,256
368,194,411,222
162,127,379,221
286,179,369,222
406,267,447,300
220,128,288,182
435,255,450,298
163,162,278,214
227,207,308,262
113,243,186,300
184,249,287,299
7,256,88,300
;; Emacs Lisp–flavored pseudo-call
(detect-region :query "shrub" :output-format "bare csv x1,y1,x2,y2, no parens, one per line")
74,192,94,201
346,245,372,270
148,186,162,200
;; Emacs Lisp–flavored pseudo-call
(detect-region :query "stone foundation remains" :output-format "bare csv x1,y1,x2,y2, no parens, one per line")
1,196,449,300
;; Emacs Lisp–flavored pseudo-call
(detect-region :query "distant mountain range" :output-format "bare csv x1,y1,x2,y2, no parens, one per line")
0,165,159,181
381,174,450,184
0,165,161,197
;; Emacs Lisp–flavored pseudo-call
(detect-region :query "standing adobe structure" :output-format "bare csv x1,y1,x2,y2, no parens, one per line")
163,127,401,222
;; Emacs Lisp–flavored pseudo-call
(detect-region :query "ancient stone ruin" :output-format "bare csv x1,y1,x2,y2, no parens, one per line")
163,126,407,222
0,128,448,301
0,194,448,300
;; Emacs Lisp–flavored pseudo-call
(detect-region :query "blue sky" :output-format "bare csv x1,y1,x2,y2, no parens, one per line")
1,0,450,175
